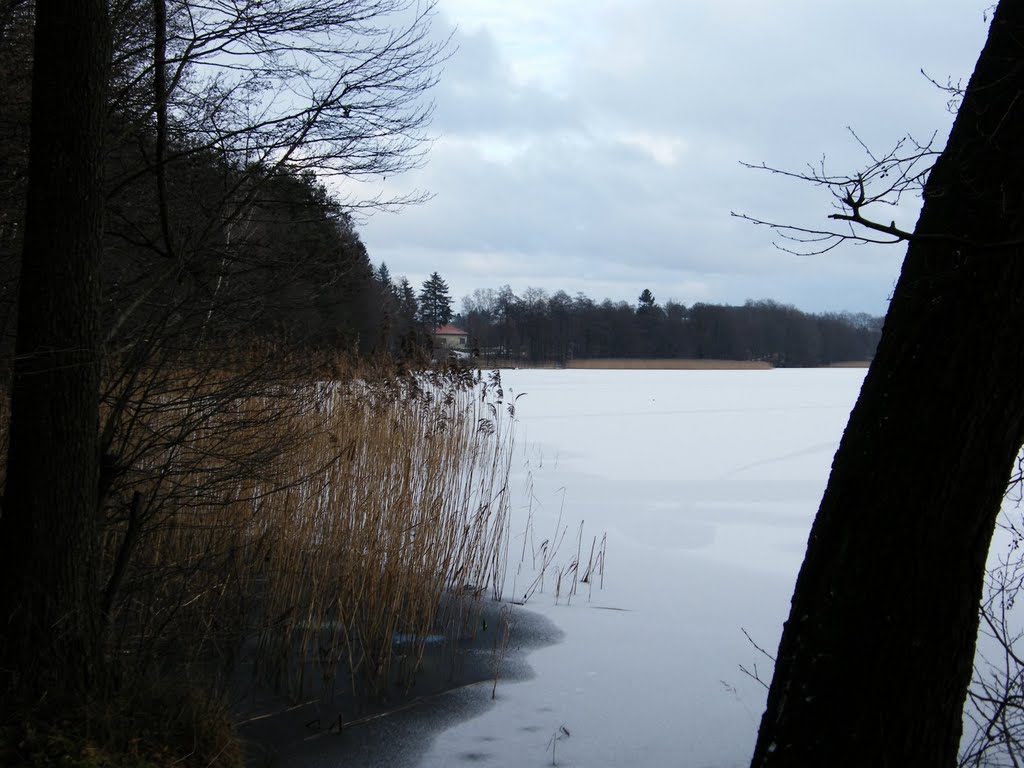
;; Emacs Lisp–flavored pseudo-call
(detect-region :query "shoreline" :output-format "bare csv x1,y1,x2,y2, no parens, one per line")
467,358,871,370
236,601,563,767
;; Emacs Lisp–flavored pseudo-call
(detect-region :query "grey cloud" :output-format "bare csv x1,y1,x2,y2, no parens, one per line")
433,26,584,136
360,0,992,315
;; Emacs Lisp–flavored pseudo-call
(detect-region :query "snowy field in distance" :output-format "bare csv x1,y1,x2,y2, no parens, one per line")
415,368,867,768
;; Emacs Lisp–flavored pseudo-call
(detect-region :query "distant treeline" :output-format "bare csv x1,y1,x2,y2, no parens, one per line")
458,287,883,367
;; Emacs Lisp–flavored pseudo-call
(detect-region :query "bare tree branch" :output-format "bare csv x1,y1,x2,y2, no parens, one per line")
732,130,945,255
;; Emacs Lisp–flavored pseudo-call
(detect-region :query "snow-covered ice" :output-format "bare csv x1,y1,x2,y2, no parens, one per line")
413,368,866,768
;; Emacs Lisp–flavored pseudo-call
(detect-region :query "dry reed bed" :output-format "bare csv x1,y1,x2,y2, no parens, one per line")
99,364,517,712
828,360,872,368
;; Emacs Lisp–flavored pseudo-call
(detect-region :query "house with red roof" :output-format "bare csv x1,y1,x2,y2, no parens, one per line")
434,323,469,350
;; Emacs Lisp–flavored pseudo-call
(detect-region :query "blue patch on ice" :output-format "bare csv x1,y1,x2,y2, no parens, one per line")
392,632,446,646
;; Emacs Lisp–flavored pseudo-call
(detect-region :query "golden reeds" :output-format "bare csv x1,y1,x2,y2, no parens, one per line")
827,360,873,368
97,361,517,715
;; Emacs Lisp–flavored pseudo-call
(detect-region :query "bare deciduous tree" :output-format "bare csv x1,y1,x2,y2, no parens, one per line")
0,0,109,691
747,3,1024,765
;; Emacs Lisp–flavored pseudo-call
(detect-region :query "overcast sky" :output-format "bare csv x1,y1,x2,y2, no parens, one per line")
356,1,992,316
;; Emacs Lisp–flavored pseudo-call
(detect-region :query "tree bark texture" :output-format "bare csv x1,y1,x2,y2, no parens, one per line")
0,0,107,690
751,4,1024,766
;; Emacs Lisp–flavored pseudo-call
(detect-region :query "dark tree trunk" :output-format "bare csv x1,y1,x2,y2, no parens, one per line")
750,4,1024,766
0,0,107,691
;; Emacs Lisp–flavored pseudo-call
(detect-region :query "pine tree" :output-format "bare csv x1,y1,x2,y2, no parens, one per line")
398,277,418,322
418,271,452,328
375,262,395,296
637,288,656,313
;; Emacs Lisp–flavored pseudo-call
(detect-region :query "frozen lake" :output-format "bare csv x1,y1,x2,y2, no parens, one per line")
281,366,1019,768
415,367,867,768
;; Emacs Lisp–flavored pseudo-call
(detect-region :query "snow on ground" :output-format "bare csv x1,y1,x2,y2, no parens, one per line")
414,368,867,768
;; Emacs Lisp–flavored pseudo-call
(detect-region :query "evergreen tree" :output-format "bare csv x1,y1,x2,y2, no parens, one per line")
376,262,395,296
637,289,657,313
418,271,452,328
398,277,418,322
